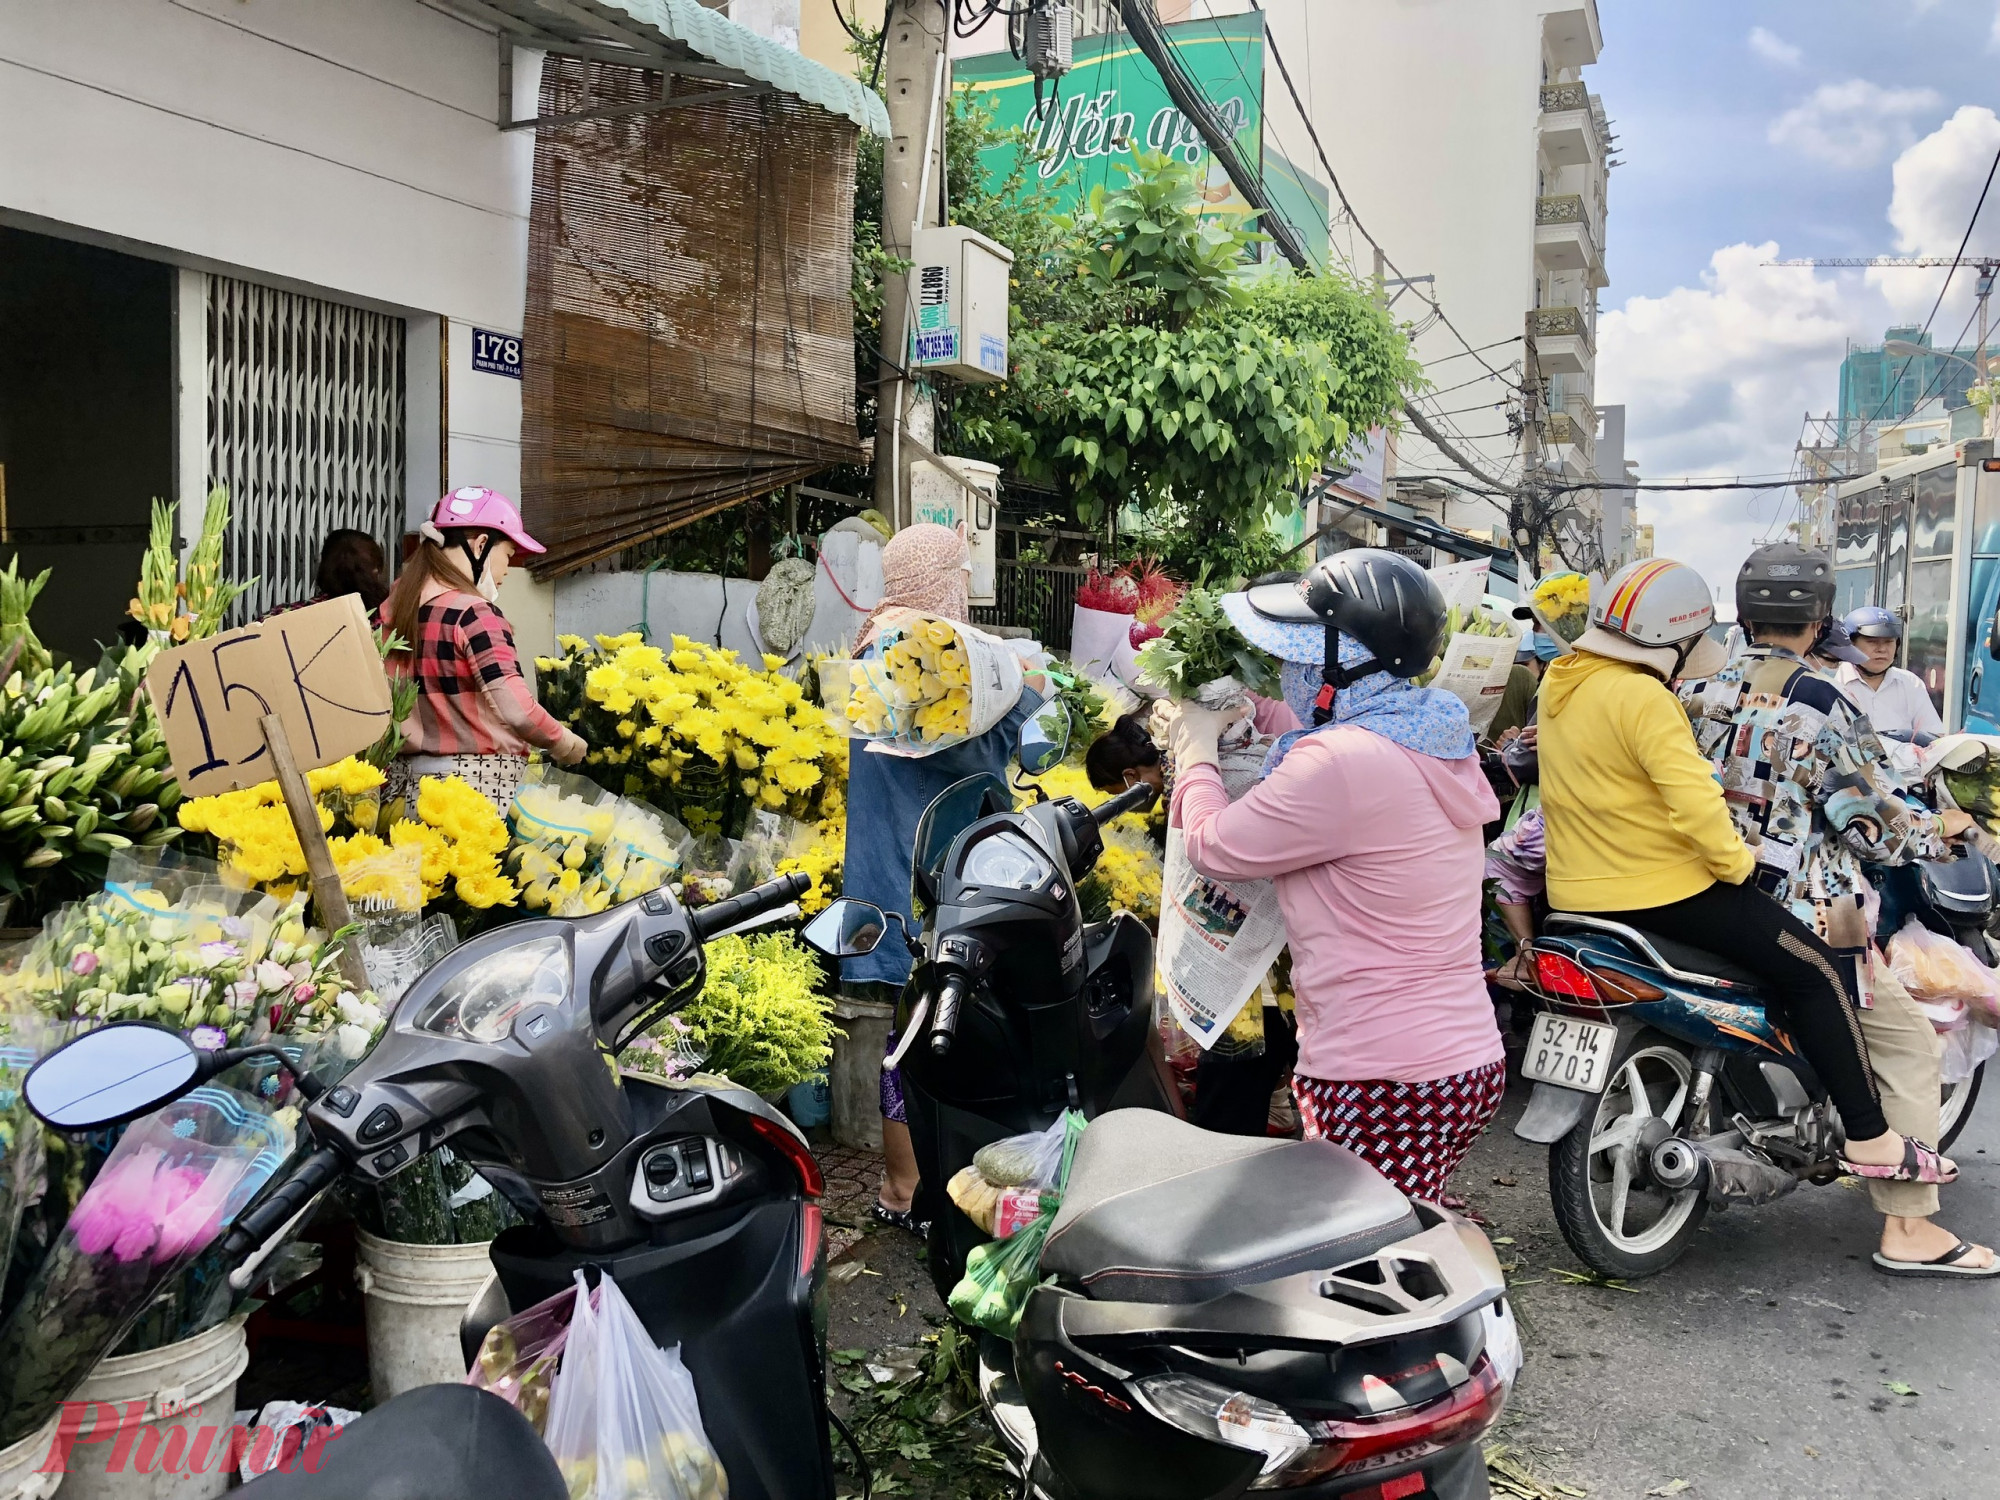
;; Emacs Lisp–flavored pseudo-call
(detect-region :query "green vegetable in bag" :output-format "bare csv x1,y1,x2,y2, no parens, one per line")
948,1216,1052,1336
947,1111,1087,1336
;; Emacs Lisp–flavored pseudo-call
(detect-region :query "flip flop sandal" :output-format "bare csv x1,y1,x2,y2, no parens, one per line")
871,1202,931,1239
1839,1137,1957,1185
1872,1241,2000,1279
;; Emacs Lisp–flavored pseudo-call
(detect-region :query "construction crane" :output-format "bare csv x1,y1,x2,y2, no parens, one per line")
1766,255,1999,437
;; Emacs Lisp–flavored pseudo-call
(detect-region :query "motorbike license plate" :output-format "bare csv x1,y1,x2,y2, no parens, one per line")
1523,1013,1615,1093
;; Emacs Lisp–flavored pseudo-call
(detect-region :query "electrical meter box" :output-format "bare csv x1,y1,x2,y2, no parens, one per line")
908,226,1014,384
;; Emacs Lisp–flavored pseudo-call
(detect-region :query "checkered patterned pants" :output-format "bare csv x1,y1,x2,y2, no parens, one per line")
1292,1061,1508,1202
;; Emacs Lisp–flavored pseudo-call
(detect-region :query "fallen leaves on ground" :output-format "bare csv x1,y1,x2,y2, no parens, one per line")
1645,1482,1691,1497
1549,1266,1646,1293
1485,1443,1589,1497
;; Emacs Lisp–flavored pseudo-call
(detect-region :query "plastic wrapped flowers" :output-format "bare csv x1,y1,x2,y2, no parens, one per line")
839,611,1023,755
510,764,692,915
0,855,385,1056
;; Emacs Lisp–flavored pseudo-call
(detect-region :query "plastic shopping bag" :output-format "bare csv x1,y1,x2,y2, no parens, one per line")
468,1284,583,1435
948,1111,1085,1337
972,1115,1068,1189
1885,918,2000,1023
547,1271,729,1500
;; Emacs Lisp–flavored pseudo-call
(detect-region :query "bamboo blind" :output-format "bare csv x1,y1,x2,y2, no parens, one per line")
522,57,864,575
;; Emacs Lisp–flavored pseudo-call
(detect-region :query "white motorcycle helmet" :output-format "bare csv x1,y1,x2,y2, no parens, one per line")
1574,558,1727,680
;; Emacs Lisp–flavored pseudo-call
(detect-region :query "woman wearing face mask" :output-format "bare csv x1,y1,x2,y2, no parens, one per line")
842,523,1047,1234
380,488,587,805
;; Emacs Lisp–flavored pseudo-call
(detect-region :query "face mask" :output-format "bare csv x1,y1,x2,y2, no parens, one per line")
474,571,502,604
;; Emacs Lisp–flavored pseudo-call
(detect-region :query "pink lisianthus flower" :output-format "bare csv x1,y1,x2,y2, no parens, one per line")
156,1157,249,1261
70,950,99,977
70,1147,169,1264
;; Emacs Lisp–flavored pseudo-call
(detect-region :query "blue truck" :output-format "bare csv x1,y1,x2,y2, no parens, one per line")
1833,434,2000,731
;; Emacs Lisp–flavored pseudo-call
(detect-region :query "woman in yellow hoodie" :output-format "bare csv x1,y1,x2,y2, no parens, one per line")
1537,558,1933,1182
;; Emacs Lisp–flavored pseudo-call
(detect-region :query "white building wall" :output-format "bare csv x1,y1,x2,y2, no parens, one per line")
0,0,540,527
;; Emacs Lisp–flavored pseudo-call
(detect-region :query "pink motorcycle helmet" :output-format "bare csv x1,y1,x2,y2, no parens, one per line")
423,487,545,555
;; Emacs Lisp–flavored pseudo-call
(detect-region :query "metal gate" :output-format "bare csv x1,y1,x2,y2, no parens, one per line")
207,276,406,620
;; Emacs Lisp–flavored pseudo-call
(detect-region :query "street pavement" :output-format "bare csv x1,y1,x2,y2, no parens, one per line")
1464,1077,2000,1500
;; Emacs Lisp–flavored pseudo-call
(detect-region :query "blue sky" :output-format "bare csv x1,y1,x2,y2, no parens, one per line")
1590,0,2000,602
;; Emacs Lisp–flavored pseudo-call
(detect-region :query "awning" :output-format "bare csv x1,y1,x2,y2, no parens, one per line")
428,0,890,136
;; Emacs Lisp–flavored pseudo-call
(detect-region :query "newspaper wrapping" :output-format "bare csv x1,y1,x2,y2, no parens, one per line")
1159,723,1289,1048
831,608,1025,758
1428,631,1520,735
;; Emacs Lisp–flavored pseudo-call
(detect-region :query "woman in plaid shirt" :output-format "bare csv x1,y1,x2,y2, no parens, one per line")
380,488,587,804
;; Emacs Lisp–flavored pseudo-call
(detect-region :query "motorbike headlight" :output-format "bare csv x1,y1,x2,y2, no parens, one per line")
409,936,570,1043
1131,1374,1312,1476
960,832,1054,891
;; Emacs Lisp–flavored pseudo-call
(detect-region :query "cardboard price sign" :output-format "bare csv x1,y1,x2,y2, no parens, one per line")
145,595,395,797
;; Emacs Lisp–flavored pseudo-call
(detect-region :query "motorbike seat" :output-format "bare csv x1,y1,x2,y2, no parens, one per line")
1544,913,1762,990
1039,1109,1422,1305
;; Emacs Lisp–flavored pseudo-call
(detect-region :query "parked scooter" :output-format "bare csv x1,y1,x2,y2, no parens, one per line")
802,711,1519,1500
23,870,837,1500
1513,847,1993,1280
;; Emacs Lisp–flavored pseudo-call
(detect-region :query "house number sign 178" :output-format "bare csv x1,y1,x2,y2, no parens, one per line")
471,328,523,379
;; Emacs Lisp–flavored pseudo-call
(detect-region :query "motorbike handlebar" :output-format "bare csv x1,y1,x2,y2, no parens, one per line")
1093,781,1158,823
689,873,812,941
928,973,969,1057
222,1144,345,1259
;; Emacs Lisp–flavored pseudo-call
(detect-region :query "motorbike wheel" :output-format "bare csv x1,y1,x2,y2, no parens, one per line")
1549,1031,1708,1280
1940,1062,1984,1152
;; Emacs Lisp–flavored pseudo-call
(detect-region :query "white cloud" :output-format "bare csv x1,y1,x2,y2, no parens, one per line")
1597,244,1881,598
1747,27,1802,69
1860,105,2000,326
1768,80,1945,169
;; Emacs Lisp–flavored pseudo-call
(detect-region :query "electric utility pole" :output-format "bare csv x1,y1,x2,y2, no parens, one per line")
873,0,950,527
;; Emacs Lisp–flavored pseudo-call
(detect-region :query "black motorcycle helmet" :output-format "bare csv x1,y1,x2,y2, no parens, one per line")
1735,542,1834,626
1247,548,1447,724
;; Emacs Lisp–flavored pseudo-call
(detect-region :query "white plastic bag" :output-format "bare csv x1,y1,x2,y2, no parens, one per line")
545,1273,602,1497
595,1276,728,1500
973,1116,1067,1189
549,1271,729,1500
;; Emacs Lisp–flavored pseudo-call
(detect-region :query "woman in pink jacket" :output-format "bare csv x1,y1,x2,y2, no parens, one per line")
1174,552,1504,1202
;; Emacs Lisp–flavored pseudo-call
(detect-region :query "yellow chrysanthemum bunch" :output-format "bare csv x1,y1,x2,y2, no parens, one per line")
536,632,847,835
178,756,519,912
776,809,846,915
1531,571,1592,642
845,616,975,744
1094,829,1163,924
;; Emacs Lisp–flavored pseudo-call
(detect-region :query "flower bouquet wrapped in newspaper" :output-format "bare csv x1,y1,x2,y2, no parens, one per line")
836,609,1024,756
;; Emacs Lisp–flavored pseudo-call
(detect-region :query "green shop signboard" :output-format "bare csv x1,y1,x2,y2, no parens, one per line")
954,13,1275,227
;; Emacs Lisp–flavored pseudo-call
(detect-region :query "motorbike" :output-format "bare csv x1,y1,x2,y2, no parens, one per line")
800,712,1519,1500
1512,848,1994,1280
24,869,837,1500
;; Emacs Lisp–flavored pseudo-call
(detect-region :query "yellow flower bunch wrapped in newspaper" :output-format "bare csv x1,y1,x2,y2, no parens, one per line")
535,633,846,836
847,616,975,743
840,611,1023,756
1531,571,1592,644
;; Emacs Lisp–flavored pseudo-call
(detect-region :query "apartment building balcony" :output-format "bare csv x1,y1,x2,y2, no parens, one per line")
1542,2,1602,68
1535,195,1606,286
1538,83,1596,168
1528,305,1592,375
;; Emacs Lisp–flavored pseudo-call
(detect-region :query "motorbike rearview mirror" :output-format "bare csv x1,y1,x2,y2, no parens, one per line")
1016,707,1069,776
25,1023,206,1130
23,1024,329,1132
801,899,892,958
